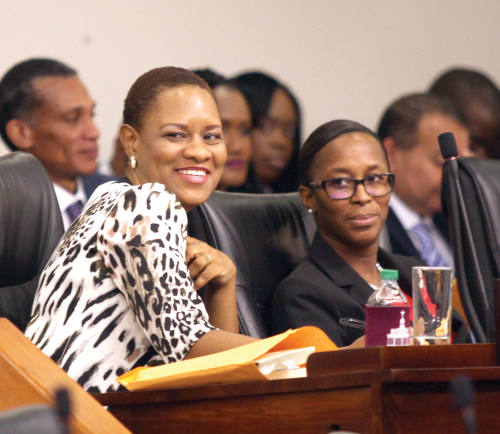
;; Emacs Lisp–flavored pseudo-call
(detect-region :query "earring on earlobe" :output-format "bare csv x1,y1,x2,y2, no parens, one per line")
307,208,314,214
129,155,137,169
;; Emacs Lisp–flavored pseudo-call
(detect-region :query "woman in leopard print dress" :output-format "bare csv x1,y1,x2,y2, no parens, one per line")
25,67,255,393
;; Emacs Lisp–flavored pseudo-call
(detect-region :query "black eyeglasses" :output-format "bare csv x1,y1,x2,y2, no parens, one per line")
308,173,395,200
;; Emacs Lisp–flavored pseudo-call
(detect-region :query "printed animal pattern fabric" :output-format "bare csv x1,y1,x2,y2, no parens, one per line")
25,182,214,392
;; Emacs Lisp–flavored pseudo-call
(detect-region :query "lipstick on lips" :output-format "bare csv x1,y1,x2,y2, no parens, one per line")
266,155,288,170
176,167,210,184
347,213,378,227
225,158,246,170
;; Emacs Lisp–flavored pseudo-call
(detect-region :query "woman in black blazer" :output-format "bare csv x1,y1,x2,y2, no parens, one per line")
272,120,470,347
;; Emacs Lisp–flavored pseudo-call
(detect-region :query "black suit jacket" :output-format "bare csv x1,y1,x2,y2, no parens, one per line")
272,232,469,347
82,172,116,199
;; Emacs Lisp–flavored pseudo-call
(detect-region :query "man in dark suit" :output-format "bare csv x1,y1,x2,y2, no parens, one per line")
0,58,114,230
377,93,473,266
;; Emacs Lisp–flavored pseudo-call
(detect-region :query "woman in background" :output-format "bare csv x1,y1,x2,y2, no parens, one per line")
193,69,253,191
26,67,255,393
234,71,301,193
272,120,470,347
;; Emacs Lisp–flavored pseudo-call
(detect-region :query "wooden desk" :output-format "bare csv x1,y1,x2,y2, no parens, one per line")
96,344,500,433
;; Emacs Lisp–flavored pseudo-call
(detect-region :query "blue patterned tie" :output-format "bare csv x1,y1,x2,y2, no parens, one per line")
410,221,448,267
66,200,84,223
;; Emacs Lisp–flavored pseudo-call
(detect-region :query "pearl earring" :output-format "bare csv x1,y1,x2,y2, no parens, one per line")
307,208,314,213
129,155,137,169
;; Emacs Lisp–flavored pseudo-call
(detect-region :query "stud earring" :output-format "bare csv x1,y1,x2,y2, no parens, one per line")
307,208,314,214
129,155,137,169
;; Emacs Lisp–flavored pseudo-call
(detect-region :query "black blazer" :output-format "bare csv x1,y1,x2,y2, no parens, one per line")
82,172,116,199
272,232,469,347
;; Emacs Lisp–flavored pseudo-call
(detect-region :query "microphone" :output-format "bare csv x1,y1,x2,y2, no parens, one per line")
55,388,71,434
439,131,459,159
449,376,477,434
438,132,490,341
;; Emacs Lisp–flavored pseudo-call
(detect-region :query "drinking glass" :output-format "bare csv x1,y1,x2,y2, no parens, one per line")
412,266,453,345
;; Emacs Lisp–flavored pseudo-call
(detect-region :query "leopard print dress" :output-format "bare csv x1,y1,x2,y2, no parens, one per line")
25,182,214,393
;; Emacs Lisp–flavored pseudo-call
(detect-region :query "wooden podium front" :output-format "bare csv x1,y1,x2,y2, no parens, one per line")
0,319,130,433
96,344,500,434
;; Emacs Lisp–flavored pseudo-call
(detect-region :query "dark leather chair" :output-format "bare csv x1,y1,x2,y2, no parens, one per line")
0,152,64,331
442,156,500,342
188,191,316,338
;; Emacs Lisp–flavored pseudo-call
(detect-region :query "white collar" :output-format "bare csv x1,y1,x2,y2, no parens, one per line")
389,194,423,230
53,178,87,230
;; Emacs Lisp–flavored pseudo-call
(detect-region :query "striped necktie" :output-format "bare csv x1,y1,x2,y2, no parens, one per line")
66,200,84,223
410,221,448,267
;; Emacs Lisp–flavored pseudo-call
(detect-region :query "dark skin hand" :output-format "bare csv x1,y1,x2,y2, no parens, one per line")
185,236,238,332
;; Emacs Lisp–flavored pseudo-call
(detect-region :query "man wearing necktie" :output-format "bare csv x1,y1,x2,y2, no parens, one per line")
376,93,474,266
0,58,114,230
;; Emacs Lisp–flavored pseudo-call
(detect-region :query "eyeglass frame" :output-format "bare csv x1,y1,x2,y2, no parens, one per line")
307,173,395,200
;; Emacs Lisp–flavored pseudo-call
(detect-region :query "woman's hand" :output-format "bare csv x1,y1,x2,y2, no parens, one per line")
185,236,236,291
185,236,238,332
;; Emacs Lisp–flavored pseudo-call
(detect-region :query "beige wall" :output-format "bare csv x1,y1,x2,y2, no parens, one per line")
1,0,499,161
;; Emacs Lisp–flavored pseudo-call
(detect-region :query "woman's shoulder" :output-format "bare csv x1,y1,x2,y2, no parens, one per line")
88,182,186,228
92,181,180,209
93,181,174,196
274,256,327,299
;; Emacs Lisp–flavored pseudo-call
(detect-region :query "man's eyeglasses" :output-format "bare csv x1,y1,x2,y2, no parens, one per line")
308,173,395,200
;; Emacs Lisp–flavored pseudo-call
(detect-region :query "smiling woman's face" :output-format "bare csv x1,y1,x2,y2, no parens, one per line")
122,85,227,210
301,132,390,250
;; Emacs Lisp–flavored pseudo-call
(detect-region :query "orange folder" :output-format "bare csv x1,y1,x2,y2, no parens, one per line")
118,326,337,391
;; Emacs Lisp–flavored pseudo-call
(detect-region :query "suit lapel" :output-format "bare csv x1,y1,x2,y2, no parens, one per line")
308,233,374,307
386,207,423,260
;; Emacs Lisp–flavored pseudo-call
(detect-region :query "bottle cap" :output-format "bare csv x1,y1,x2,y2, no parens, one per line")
380,269,398,280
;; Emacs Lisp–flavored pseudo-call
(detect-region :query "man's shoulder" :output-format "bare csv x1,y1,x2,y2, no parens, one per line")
81,172,118,197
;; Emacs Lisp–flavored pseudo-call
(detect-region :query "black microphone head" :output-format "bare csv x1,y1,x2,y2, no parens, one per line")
450,375,475,408
439,132,458,159
55,388,71,420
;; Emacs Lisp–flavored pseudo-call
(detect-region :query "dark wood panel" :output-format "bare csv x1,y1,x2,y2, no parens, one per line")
95,345,500,433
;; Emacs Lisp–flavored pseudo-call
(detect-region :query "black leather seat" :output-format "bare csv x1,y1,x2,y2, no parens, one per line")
0,152,64,330
442,156,500,342
188,191,316,338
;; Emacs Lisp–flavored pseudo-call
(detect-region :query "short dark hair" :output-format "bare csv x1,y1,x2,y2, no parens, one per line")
233,70,302,192
123,66,212,131
377,93,464,150
192,68,226,89
299,119,386,186
0,58,76,150
429,68,500,112
430,68,500,158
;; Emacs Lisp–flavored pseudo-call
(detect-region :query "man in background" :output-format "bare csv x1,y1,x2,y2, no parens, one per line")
0,58,113,230
377,93,473,267
429,68,500,159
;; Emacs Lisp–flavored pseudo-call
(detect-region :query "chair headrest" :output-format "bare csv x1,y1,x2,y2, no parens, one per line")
188,191,316,337
0,152,64,286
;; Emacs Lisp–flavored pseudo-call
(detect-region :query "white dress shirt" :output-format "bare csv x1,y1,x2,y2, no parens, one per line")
53,178,87,231
389,194,454,267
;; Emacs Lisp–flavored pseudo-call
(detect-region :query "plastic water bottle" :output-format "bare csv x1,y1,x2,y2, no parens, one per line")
365,269,410,347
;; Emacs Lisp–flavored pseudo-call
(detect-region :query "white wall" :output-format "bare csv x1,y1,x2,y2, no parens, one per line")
1,0,499,161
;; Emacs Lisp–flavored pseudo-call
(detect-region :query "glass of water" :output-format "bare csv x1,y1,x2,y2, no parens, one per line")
412,266,453,345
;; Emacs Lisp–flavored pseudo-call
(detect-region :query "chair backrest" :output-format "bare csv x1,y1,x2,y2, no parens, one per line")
0,152,64,330
188,191,316,338
442,156,500,342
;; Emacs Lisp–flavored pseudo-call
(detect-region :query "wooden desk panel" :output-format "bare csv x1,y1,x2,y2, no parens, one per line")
96,345,500,433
